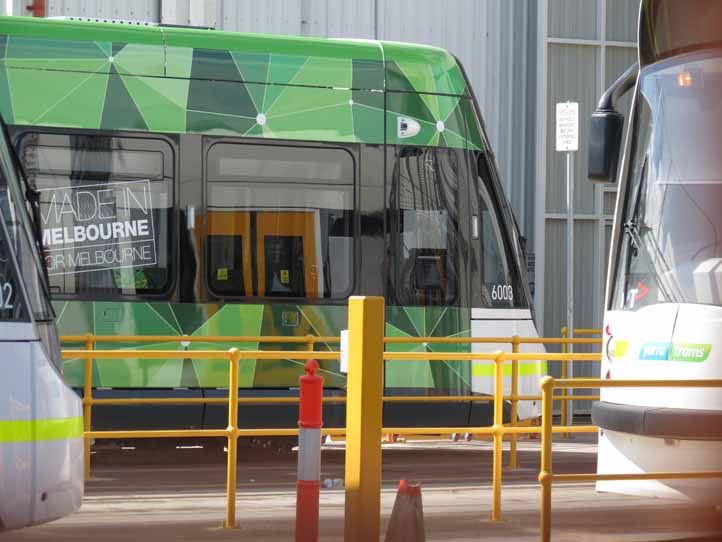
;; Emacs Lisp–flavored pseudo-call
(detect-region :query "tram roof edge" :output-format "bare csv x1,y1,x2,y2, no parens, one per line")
0,15,467,96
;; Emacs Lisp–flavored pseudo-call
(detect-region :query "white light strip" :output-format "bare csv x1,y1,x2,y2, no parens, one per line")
471,308,533,320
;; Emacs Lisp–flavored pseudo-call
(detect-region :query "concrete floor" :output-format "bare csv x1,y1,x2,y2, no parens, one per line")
6,436,722,541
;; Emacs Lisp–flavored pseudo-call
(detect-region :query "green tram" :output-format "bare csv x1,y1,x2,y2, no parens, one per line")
0,16,542,430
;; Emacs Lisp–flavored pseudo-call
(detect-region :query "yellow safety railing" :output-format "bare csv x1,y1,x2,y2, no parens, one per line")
63,309,721,540
62,333,603,351
341,295,604,540
61,333,340,352
61,347,343,529
559,326,602,429
60,305,604,535
538,376,722,542
378,350,600,520
64,331,602,474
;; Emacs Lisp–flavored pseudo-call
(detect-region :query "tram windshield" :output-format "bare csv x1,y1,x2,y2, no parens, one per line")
613,49,722,310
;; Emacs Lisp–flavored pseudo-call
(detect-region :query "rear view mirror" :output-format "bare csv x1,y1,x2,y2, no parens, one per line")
587,62,638,184
588,110,624,183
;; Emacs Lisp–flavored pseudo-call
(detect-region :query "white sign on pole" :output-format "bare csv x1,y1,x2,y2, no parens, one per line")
555,102,579,152
556,100,578,427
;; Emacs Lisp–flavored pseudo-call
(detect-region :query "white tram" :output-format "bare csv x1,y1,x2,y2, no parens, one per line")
589,0,722,501
0,115,83,529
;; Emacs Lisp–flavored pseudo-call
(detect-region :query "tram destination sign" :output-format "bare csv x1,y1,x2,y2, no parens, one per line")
555,101,579,152
38,179,156,276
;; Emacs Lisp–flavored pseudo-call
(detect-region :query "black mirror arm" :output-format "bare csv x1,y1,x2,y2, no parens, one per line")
596,62,639,113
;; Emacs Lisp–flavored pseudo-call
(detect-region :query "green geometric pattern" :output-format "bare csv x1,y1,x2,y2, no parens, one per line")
385,306,471,392
59,301,471,393
0,16,483,150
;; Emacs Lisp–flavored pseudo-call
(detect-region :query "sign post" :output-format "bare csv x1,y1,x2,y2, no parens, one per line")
555,101,578,428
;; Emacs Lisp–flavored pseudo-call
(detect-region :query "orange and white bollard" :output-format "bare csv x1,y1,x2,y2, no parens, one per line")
296,359,324,542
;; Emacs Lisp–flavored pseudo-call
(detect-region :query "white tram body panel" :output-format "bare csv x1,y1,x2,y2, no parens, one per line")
471,308,544,420
0,325,83,530
597,305,722,502
0,111,84,529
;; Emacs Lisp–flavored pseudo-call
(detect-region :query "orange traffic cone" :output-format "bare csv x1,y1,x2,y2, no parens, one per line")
385,479,425,542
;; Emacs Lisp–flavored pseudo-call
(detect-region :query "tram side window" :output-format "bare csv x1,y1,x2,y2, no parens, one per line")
0,174,29,321
391,147,459,306
471,155,524,308
19,134,174,297
206,143,354,299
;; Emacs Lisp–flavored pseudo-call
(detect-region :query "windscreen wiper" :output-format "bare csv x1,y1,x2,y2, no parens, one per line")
622,218,676,304
620,156,647,295
621,153,683,305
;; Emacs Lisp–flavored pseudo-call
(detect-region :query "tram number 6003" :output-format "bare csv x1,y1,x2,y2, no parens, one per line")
0,282,13,309
491,284,514,303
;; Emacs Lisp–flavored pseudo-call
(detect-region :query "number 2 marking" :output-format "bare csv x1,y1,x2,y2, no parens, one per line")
0,282,13,309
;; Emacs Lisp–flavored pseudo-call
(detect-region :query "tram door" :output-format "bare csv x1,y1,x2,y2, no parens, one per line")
207,211,253,296
204,141,353,301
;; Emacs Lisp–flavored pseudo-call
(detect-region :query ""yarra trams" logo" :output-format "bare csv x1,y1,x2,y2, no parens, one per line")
638,341,712,362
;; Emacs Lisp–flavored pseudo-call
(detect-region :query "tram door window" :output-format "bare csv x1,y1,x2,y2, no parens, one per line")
391,147,460,306
205,142,354,299
18,134,175,298
256,212,317,297
207,212,251,296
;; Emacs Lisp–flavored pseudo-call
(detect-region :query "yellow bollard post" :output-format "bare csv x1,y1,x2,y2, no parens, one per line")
344,296,384,542
224,348,241,529
491,351,505,521
539,376,555,542
83,333,94,481
508,336,520,470
560,327,568,437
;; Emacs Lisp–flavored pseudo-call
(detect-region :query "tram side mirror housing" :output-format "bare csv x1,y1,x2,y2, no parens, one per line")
588,109,624,184
588,62,638,184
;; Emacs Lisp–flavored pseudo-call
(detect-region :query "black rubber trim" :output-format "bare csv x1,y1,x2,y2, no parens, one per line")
592,401,722,440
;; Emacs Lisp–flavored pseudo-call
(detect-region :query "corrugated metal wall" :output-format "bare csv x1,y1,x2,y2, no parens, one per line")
46,0,160,20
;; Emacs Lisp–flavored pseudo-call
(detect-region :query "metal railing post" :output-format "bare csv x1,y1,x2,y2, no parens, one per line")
560,327,568,437
224,348,241,529
83,333,94,481
344,296,384,542
539,376,555,542
491,351,505,521
305,334,315,353
508,336,520,469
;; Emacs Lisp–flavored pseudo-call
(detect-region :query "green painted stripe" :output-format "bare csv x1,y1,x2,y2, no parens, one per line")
0,416,83,443
471,362,548,378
